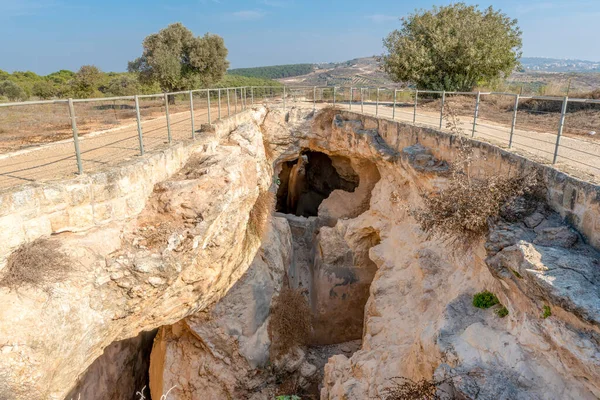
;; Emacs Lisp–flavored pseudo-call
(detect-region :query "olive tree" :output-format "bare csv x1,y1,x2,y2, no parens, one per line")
128,23,229,103
382,3,522,91
0,81,27,101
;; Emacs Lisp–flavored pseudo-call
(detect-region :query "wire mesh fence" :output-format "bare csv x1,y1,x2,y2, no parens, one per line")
0,85,599,190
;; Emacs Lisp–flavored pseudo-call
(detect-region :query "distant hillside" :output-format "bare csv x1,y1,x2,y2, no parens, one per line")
277,57,398,87
520,57,600,72
228,64,314,80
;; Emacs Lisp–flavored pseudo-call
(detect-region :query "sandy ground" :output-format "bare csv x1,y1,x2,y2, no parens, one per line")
0,98,598,191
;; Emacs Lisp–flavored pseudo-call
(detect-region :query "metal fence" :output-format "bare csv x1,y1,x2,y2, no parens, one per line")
289,86,600,179
0,85,599,190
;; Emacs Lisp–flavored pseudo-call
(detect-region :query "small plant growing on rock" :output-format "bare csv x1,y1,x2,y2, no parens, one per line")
0,238,70,290
542,305,552,319
473,291,500,309
268,286,311,359
510,268,523,279
496,306,509,318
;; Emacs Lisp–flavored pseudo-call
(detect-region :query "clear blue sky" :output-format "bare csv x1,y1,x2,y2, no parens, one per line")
1,0,599,74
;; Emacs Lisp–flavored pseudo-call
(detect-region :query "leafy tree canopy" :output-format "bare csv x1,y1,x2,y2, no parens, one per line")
128,23,229,94
0,81,27,101
382,3,522,91
69,65,103,98
32,81,57,100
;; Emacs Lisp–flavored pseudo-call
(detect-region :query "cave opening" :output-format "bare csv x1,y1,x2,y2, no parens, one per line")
276,151,359,217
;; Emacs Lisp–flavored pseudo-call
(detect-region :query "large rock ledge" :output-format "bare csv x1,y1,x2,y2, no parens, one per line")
0,110,272,399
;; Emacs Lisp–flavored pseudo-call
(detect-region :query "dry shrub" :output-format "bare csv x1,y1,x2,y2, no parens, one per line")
268,286,311,358
413,101,542,246
413,173,540,245
382,376,458,400
0,238,70,289
248,189,275,240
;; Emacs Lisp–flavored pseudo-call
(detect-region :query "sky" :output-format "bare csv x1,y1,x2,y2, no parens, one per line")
1,0,599,75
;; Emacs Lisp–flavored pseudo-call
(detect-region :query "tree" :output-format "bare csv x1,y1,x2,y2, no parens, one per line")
70,65,103,98
0,81,27,101
32,81,57,99
105,74,141,96
382,3,522,91
128,23,229,102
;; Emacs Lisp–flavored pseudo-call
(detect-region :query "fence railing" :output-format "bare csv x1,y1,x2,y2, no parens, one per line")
0,85,599,189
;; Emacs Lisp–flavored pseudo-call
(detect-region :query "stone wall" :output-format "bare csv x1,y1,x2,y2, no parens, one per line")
342,111,600,249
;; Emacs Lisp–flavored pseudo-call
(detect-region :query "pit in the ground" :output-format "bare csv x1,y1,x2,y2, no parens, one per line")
276,151,359,217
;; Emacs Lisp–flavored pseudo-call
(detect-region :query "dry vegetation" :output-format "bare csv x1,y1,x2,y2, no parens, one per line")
0,238,70,289
248,189,276,240
381,375,467,400
419,92,600,139
412,102,543,246
268,286,311,359
0,97,209,153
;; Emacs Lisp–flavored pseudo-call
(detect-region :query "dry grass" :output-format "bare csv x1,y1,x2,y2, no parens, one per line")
248,189,275,240
382,376,459,400
0,238,70,289
412,102,543,247
268,286,311,359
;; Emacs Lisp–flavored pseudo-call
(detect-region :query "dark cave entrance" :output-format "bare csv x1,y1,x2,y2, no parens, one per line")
276,151,359,217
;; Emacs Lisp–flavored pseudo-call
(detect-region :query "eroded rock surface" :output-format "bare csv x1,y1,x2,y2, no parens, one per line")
148,217,319,400
0,109,273,399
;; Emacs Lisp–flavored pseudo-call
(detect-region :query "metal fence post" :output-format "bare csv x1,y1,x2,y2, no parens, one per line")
234,88,238,113
218,89,222,119
189,91,195,139
67,98,83,174
553,96,569,164
283,86,286,110
439,91,446,130
509,94,519,148
393,89,397,120
227,88,231,117
313,86,316,112
349,87,353,110
251,87,254,106
361,88,364,113
207,89,211,123
164,93,172,143
413,89,418,124
472,91,481,137
376,88,380,116
134,95,144,155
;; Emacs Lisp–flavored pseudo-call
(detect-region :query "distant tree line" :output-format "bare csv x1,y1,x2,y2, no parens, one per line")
228,64,314,80
0,23,279,103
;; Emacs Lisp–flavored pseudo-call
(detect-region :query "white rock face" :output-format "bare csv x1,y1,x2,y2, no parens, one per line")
148,217,319,400
305,111,600,400
0,110,273,400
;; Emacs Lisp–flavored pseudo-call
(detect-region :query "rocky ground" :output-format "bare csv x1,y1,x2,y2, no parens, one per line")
0,105,599,400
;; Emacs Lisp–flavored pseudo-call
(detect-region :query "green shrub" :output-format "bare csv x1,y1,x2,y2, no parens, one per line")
542,305,552,319
473,291,500,309
496,306,509,318
510,268,523,279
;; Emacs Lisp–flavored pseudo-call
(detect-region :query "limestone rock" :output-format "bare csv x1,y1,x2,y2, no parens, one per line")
149,217,310,400
0,113,272,400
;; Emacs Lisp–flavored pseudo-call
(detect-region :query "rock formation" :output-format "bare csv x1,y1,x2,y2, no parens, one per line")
1,105,599,400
